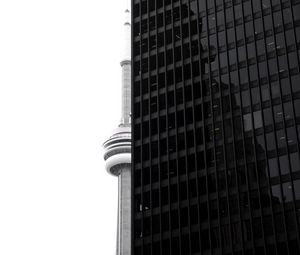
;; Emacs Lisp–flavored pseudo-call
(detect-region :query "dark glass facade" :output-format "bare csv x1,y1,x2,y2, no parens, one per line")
131,0,300,254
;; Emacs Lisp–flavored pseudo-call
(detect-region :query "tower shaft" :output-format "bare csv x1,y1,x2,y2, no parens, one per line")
117,165,131,255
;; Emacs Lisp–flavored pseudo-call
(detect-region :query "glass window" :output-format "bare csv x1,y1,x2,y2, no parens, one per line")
281,78,291,96
285,211,296,232
294,180,300,200
263,108,272,126
295,99,300,117
224,119,232,138
264,15,272,31
263,216,274,236
222,95,231,113
271,81,280,99
272,184,282,203
274,105,283,123
234,116,243,137
279,155,289,175
225,8,234,24
256,39,265,56
236,25,244,42
256,134,266,152
208,173,216,193
287,127,297,145
276,33,285,50
290,152,300,172
266,133,276,151
254,18,263,34
230,71,239,90
253,218,263,238
232,93,241,110
268,59,278,76
245,22,254,37
242,90,251,108
261,188,271,207
219,51,228,68
277,129,286,148
251,87,260,105
243,113,253,132
283,102,293,121
247,43,256,59
269,158,279,178
199,202,208,221
285,30,295,47
249,65,257,83
288,52,298,70
238,46,246,63
261,85,270,102
259,62,268,79
240,68,248,85
282,182,293,203
275,213,285,233
278,56,288,75
254,111,263,129
291,74,300,93
283,7,292,24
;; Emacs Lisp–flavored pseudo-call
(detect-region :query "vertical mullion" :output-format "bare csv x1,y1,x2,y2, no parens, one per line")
162,2,172,255
170,1,182,254
146,1,153,253
179,1,193,254
211,0,234,253
155,0,164,255
194,0,205,252
238,1,260,250
207,2,223,252
217,0,236,252
226,0,246,252
153,2,163,255
186,0,204,254
203,0,214,251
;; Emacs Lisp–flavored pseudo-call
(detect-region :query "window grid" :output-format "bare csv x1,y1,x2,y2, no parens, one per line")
132,0,300,255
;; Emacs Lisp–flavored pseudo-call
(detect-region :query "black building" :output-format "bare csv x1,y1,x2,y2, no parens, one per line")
131,0,300,254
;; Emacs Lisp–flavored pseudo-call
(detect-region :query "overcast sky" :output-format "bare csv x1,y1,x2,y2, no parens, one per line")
0,1,125,254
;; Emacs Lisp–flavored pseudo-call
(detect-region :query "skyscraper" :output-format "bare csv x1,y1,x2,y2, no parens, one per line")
131,0,300,254
103,6,132,255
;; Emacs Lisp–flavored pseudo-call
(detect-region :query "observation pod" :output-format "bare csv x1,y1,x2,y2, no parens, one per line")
103,126,131,176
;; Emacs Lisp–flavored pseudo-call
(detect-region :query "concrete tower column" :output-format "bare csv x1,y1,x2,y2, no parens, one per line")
103,4,131,255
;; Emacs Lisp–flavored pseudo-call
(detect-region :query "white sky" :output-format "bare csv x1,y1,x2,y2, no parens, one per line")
0,1,125,254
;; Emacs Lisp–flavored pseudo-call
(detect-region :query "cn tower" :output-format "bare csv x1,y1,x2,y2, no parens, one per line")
102,4,131,255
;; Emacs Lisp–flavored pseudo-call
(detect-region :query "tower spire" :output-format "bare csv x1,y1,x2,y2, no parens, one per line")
125,0,130,11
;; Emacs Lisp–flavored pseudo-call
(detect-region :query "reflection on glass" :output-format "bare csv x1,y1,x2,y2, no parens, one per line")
282,182,293,202
271,184,282,204
294,180,300,200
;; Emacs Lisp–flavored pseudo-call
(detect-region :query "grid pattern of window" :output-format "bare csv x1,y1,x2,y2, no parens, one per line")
131,0,300,254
